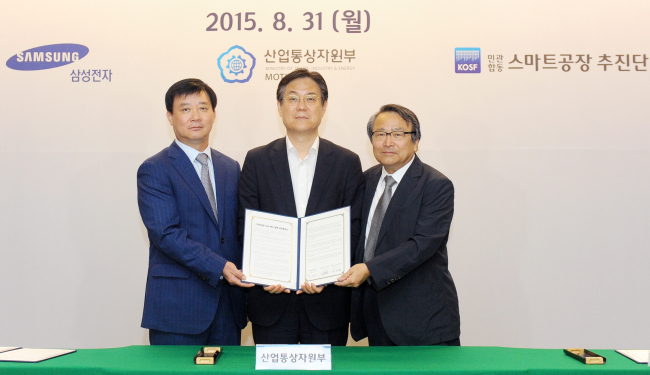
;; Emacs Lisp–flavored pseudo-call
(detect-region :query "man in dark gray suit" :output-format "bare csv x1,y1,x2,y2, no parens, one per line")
239,69,363,345
336,104,460,346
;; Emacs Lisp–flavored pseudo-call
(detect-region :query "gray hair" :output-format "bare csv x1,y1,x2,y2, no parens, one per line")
366,104,421,142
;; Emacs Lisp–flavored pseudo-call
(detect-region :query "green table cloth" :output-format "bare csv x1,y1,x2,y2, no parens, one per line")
1,345,647,374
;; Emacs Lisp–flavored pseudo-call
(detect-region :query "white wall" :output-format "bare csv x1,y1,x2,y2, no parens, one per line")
1,0,648,349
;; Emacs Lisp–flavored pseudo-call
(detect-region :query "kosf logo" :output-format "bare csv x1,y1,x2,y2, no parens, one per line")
6,44,89,71
455,48,480,73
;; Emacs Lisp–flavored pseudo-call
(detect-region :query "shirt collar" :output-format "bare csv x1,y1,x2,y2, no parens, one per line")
381,154,416,185
286,136,319,156
175,139,211,163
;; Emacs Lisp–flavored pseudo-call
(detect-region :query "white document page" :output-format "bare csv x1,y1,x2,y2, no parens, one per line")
0,347,20,354
615,349,649,364
299,206,350,286
0,348,75,363
242,209,299,289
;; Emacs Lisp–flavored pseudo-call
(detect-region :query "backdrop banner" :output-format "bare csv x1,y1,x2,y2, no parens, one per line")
1,0,648,349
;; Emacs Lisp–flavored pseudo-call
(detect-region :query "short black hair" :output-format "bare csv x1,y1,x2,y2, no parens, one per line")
165,78,217,113
276,68,328,104
367,104,422,143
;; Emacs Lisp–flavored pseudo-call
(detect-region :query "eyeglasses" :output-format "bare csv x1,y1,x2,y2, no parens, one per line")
283,94,321,105
371,131,416,141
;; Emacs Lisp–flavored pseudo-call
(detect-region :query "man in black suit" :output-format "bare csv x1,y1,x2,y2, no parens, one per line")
239,69,363,345
336,104,460,346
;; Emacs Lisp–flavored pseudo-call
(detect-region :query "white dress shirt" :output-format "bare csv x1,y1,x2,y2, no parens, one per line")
286,136,319,218
365,155,416,246
175,139,218,211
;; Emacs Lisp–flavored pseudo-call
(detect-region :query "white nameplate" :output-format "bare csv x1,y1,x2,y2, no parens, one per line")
255,344,331,370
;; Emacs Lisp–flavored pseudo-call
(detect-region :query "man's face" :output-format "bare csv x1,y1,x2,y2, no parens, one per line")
371,112,419,174
166,90,215,151
277,77,327,135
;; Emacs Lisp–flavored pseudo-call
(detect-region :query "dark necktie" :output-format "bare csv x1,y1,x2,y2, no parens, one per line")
364,175,397,262
195,153,218,222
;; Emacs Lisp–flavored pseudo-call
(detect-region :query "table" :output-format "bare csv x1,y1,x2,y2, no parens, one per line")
1,346,647,374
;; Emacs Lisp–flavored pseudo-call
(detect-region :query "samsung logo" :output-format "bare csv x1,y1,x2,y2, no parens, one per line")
6,44,89,71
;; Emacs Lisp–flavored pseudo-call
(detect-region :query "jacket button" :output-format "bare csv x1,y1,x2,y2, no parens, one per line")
221,238,225,243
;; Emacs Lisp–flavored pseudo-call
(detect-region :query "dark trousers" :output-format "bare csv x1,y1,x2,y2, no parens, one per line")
361,283,460,347
149,288,240,346
252,293,348,345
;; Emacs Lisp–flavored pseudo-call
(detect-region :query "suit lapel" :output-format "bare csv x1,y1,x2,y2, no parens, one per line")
358,166,382,261
269,138,297,217
211,148,225,233
305,139,334,216
374,155,423,251
168,142,219,229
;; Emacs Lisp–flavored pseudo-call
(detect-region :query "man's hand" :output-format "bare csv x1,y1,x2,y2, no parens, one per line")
222,261,254,288
334,263,371,288
296,283,325,295
263,284,290,294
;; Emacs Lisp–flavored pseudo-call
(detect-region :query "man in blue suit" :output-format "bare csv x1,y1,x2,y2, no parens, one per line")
137,78,252,345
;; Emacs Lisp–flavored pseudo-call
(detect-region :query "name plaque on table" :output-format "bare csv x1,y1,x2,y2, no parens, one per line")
193,346,221,365
255,344,331,370
563,348,606,364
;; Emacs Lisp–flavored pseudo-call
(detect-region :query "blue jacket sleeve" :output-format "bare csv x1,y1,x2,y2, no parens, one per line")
137,160,227,288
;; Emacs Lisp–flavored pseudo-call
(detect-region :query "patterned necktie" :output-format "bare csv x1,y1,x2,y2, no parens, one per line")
195,153,218,222
364,175,397,262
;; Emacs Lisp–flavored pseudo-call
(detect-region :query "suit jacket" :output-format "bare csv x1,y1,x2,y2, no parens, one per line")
238,137,363,331
137,141,246,334
350,154,460,345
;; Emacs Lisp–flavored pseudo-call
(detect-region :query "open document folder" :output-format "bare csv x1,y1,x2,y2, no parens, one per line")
242,207,351,291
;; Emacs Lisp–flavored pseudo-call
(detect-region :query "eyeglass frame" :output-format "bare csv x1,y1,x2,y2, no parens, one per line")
371,131,417,141
281,94,322,105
